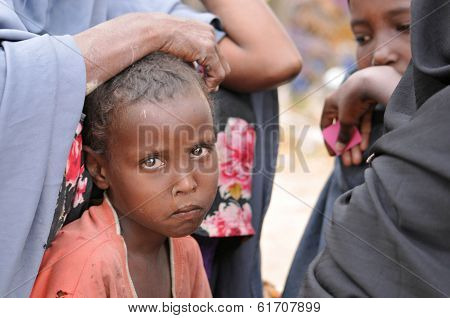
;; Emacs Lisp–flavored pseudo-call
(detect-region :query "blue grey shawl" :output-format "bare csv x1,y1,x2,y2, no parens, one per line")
0,0,222,297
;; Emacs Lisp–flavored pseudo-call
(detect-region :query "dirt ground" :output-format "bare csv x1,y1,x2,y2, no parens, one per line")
260,85,334,295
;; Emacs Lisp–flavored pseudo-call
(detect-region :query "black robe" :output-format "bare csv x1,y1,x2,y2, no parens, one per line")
301,0,450,297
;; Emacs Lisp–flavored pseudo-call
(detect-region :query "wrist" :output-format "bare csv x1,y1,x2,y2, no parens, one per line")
342,71,372,102
132,12,167,52
345,68,382,102
358,70,377,101
363,67,397,105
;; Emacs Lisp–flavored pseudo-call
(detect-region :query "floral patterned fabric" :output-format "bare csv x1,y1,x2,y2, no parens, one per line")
196,90,256,238
46,120,92,246
200,118,256,237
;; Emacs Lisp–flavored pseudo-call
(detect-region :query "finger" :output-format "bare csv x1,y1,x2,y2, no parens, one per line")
360,109,373,151
341,150,352,167
320,94,338,131
202,47,226,91
205,60,226,91
351,145,362,165
336,122,354,153
207,46,229,93
324,142,336,157
215,45,231,77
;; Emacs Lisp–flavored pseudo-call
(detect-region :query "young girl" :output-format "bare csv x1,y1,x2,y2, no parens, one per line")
284,0,411,297
30,52,218,298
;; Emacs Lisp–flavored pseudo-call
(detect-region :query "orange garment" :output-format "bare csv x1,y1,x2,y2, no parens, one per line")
30,198,211,298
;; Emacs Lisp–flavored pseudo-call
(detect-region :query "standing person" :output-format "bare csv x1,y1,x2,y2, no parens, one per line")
190,0,302,297
284,0,411,297
31,53,217,298
301,0,450,297
0,0,301,297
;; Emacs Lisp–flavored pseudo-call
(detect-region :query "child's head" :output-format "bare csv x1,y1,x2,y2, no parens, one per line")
83,52,219,238
349,0,411,74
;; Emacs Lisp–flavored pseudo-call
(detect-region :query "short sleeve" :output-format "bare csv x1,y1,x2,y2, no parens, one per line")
165,2,226,43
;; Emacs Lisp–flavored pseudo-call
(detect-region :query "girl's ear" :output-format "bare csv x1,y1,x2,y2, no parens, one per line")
83,146,109,190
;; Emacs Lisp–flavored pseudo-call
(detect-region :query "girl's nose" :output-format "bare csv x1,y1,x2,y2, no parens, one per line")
172,173,198,196
371,39,398,67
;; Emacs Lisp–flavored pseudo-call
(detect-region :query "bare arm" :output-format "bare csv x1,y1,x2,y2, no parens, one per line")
202,0,302,92
358,66,402,106
74,12,229,94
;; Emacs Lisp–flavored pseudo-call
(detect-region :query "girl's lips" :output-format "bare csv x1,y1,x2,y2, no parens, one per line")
172,205,204,220
173,205,203,215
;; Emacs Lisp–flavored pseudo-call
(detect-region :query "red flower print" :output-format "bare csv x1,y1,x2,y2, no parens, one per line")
200,202,255,237
217,118,255,200
65,123,83,188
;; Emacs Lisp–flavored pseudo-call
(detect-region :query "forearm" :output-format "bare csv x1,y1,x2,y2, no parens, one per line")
74,13,163,95
202,0,302,92
361,66,402,106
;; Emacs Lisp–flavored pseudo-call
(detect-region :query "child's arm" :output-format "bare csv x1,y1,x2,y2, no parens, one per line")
202,0,302,92
320,66,402,166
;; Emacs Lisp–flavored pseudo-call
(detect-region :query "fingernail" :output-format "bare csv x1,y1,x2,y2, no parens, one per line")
335,142,345,152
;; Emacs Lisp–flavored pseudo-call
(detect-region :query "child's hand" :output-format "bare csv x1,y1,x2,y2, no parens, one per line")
320,66,402,166
321,87,375,166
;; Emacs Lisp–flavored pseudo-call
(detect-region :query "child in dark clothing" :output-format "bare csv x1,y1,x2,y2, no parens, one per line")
284,0,412,297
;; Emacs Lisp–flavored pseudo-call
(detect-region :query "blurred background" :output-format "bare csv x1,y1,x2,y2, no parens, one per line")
184,0,357,295
261,0,355,295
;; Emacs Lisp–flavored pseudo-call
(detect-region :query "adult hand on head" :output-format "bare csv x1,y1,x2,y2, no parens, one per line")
320,66,402,166
154,14,230,92
74,12,230,94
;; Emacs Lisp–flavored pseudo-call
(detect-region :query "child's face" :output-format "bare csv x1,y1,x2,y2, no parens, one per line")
103,91,218,238
349,0,411,74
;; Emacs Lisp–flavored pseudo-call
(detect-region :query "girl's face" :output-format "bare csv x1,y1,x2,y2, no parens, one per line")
349,0,412,74
103,90,218,238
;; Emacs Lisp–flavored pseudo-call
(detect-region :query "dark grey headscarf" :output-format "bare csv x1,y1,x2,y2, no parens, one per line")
301,0,450,297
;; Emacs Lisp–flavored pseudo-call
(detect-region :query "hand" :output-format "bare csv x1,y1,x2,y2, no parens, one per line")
153,14,231,92
320,66,401,166
321,89,375,166
75,12,230,94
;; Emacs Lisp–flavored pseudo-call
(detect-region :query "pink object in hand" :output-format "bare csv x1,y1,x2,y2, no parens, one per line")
322,122,362,155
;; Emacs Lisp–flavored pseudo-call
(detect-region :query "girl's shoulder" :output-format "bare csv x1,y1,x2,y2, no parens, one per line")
30,201,128,297
42,201,122,266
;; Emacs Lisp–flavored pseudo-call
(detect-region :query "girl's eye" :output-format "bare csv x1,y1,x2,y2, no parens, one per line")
190,145,211,159
142,157,165,170
396,24,410,32
355,34,372,46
